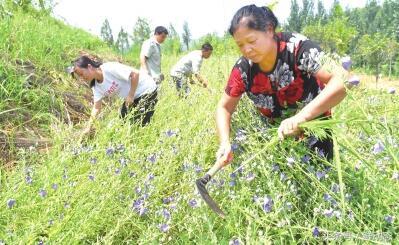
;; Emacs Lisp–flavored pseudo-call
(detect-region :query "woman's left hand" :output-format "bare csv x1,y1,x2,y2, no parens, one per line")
277,115,306,140
125,95,134,107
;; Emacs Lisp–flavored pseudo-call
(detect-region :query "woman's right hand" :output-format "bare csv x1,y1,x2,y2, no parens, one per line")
216,142,234,167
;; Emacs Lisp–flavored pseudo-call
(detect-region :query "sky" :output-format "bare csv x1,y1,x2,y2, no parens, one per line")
52,0,368,40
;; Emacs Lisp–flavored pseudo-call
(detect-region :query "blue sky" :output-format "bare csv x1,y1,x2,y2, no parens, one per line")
53,0,367,39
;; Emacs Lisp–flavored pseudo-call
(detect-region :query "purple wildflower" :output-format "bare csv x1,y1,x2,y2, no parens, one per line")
347,75,360,86
385,215,394,224
231,143,240,152
88,174,95,181
230,172,237,179
287,157,295,168
132,199,148,216
171,145,179,155
89,157,97,164
316,171,326,180
116,144,125,152
7,199,16,208
182,162,190,171
165,129,178,137
312,227,320,237
301,155,311,164
26,175,33,185
308,136,318,147
147,154,157,163
106,147,115,156
341,56,352,71
285,202,293,210
188,199,198,208
229,238,241,245
163,196,174,204
119,158,128,167
194,165,203,174
388,87,396,94
323,193,332,202
323,208,334,218
159,223,170,232
372,141,385,154
135,187,142,194
262,196,274,213
218,179,225,187
39,189,47,198
271,163,280,172
51,183,58,190
331,183,340,193
235,129,247,142
162,209,171,220
246,172,255,182
280,172,287,181
49,219,54,226
147,173,155,181
229,180,236,187
115,168,121,175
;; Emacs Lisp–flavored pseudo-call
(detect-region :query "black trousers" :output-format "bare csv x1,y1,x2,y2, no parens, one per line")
120,90,158,126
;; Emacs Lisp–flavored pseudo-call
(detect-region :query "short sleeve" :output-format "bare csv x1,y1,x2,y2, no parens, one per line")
224,58,248,97
110,63,134,82
296,40,324,75
140,40,153,58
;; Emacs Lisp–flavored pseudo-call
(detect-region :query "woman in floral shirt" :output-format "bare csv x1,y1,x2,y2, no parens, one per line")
216,5,347,164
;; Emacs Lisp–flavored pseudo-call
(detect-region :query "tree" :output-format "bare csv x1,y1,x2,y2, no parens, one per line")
100,18,114,47
132,17,151,45
115,27,130,54
286,0,301,32
299,0,314,27
182,21,191,50
168,23,178,39
315,0,327,24
163,23,181,55
357,33,392,85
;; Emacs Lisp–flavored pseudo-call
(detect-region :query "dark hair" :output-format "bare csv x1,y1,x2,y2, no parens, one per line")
228,5,278,36
154,26,168,35
201,42,213,51
72,55,102,88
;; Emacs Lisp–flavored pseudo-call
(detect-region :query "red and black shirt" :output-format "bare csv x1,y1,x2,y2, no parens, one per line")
225,32,330,120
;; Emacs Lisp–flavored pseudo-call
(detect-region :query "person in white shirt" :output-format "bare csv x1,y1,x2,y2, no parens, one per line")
170,43,213,97
140,26,168,85
70,55,158,139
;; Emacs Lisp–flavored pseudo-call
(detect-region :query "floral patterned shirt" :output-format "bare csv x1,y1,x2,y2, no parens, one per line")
225,32,330,120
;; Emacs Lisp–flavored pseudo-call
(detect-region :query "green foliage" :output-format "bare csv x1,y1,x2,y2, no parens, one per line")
131,17,151,46
182,21,191,51
100,18,114,47
115,27,130,54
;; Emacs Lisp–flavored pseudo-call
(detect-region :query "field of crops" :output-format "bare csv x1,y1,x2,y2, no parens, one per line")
1,9,398,245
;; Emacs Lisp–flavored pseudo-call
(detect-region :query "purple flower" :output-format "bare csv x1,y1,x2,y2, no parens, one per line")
315,148,325,158
119,158,128,167
347,75,360,86
301,155,311,164
88,174,95,181
307,136,318,147
230,172,237,179
384,215,394,224
331,183,340,193
323,193,332,202
231,143,240,152
286,157,295,167
26,175,33,185
89,157,97,164
229,238,241,245
372,141,385,154
235,129,247,142
262,196,274,213
341,56,352,70
51,183,58,190
165,129,178,137
271,164,280,172
132,199,147,216
116,144,125,152
135,187,142,194
194,165,203,174
246,172,255,182
323,208,334,218
285,202,293,210
106,147,115,156
39,189,47,198
49,219,54,226
147,173,155,181
280,172,287,181
7,199,16,208
161,209,171,220
159,223,170,232
388,87,396,94
182,162,190,171
115,168,121,175
316,171,326,180
147,154,157,163
312,227,320,237
171,145,179,155
229,180,236,187
188,199,198,208
163,196,174,204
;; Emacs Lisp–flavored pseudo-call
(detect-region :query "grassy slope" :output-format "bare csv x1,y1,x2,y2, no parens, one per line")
0,9,398,244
